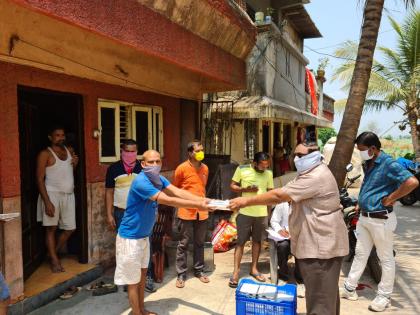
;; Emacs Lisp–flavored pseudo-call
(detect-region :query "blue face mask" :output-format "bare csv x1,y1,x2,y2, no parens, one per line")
294,151,322,174
143,165,162,189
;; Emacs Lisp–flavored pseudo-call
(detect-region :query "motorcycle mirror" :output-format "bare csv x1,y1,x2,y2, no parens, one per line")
346,164,353,173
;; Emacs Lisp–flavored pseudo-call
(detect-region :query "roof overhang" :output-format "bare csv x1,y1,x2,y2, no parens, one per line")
230,96,332,127
281,5,322,39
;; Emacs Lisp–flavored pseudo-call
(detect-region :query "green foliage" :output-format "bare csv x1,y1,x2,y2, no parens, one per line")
318,127,337,145
384,135,393,140
404,152,416,160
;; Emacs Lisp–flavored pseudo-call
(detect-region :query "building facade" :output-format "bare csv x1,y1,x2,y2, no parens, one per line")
0,0,256,300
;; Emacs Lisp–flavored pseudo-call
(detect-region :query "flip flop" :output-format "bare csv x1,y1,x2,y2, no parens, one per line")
87,281,105,291
228,277,238,288
59,286,81,300
249,272,266,282
92,284,118,296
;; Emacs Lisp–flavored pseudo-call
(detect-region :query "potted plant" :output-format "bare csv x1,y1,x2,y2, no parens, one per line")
317,57,329,78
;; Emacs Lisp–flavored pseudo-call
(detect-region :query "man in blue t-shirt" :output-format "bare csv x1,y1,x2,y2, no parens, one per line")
114,150,213,315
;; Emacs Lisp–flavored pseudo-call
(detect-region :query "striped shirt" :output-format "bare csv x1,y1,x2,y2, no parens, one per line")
359,152,412,212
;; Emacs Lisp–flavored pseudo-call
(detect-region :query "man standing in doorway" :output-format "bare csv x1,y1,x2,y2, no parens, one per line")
114,150,214,315
229,142,349,315
340,132,418,312
36,126,78,273
173,140,209,288
228,152,274,288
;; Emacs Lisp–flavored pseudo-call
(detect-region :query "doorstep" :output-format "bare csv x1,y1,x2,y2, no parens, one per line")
8,265,103,315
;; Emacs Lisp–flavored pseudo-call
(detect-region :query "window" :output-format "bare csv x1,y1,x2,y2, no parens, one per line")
98,100,164,162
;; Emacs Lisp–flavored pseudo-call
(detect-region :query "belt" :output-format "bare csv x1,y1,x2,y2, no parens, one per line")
114,206,125,211
361,210,392,219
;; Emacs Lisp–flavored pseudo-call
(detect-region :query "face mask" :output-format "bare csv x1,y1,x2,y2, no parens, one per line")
294,151,322,174
360,149,373,161
195,151,205,161
143,165,162,189
121,150,137,173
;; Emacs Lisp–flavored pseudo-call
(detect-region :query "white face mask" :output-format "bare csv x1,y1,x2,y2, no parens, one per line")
359,149,374,161
294,151,322,174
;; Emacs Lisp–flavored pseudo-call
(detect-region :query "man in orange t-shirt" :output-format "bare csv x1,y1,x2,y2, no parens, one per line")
173,140,209,288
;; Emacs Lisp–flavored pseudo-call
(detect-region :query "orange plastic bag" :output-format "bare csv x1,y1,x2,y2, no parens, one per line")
211,220,237,252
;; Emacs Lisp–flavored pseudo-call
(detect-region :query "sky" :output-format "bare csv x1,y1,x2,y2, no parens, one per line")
303,0,415,137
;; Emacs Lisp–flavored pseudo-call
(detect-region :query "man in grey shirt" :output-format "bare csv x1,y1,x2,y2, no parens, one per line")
230,142,348,315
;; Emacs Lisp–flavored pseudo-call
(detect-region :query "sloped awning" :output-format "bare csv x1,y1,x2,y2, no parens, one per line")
231,96,332,128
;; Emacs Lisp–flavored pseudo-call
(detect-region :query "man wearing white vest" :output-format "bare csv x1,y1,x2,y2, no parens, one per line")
36,126,79,273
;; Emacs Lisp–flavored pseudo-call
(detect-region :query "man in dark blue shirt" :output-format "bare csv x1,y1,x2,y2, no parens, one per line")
341,132,418,312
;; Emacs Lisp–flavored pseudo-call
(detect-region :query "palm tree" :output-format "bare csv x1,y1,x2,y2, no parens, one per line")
332,10,420,159
328,0,416,186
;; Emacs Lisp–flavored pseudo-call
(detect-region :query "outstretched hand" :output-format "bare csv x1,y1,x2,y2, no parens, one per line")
228,197,248,211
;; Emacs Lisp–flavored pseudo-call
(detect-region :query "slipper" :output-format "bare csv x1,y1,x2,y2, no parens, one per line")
59,286,81,300
176,278,185,288
195,273,210,284
228,277,238,288
249,272,266,282
87,281,105,291
92,284,118,296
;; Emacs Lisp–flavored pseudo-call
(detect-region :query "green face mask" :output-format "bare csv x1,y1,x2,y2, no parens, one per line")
195,151,205,161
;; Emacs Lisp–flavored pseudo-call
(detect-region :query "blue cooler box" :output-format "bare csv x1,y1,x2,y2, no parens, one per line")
236,279,297,315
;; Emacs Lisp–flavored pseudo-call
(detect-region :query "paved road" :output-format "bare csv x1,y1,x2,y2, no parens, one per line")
29,203,420,315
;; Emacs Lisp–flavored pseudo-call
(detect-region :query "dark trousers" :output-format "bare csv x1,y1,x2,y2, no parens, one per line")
276,240,303,283
297,257,343,315
176,218,208,277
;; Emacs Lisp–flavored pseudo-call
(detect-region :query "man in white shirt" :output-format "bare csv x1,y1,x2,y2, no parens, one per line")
270,202,304,294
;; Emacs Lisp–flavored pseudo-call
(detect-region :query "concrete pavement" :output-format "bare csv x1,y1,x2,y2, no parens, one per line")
29,203,420,315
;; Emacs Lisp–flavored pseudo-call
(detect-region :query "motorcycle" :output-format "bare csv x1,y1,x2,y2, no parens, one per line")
340,164,382,284
399,166,420,206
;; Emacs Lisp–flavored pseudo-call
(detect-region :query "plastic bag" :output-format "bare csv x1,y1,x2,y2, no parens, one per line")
211,220,237,252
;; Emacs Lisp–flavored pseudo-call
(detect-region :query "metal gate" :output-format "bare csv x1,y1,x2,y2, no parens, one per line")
201,100,234,156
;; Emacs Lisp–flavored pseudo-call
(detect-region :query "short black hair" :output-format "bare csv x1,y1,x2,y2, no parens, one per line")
302,141,320,154
121,139,137,149
253,151,270,163
354,132,381,149
48,125,65,135
187,139,202,152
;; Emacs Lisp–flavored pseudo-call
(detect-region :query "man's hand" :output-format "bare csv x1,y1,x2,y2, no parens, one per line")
229,197,248,211
71,153,79,167
199,199,217,212
382,196,395,207
45,201,55,217
107,214,116,230
242,186,258,193
279,229,290,238
354,203,360,214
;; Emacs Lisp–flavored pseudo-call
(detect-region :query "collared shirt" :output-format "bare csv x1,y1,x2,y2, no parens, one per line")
359,152,412,212
232,165,274,217
282,163,349,259
270,202,290,232
172,160,208,220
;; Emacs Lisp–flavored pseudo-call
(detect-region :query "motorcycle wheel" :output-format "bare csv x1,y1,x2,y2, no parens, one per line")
399,193,417,206
368,248,382,284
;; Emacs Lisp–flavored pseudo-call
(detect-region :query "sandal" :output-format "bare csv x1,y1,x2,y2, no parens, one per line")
87,281,105,291
249,272,266,282
228,277,238,288
92,284,118,296
59,286,81,300
176,277,185,288
195,273,210,284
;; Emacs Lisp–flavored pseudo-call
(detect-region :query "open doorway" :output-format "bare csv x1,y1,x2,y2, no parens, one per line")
18,86,88,281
